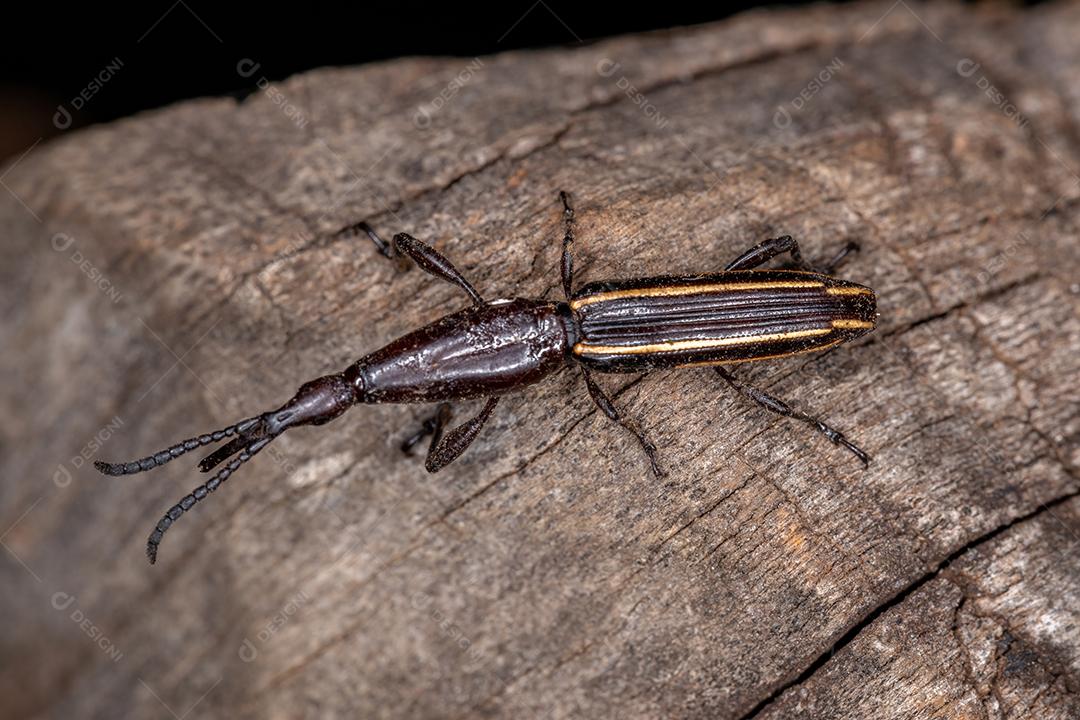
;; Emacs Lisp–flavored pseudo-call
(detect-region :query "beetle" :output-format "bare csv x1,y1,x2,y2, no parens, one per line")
96,192,877,563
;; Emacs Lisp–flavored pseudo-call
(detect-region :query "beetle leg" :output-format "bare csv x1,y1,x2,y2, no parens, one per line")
714,367,870,467
559,190,576,301
339,221,413,272
341,222,486,305
582,370,665,478
817,241,861,275
401,404,452,455
391,232,486,306
724,235,860,274
724,235,800,271
424,397,500,473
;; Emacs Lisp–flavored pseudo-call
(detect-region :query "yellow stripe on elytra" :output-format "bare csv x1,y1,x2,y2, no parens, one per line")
825,285,873,296
675,338,844,368
570,280,825,309
831,318,875,329
573,327,832,356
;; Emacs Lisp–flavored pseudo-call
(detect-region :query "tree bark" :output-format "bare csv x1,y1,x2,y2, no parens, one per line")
2,1,1079,718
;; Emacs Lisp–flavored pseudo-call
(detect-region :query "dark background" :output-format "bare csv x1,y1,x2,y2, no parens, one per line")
0,1,820,161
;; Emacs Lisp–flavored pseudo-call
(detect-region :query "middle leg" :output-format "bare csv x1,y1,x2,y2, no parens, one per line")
409,397,501,473
582,369,665,478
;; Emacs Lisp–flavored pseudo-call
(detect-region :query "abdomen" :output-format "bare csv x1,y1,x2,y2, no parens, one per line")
569,270,876,372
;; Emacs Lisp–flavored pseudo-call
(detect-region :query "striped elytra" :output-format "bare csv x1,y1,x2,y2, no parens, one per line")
569,269,876,371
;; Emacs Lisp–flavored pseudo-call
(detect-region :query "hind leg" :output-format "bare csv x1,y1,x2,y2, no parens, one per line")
724,235,859,274
715,367,869,466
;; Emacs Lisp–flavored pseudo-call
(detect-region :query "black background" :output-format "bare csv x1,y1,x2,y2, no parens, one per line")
0,2,818,160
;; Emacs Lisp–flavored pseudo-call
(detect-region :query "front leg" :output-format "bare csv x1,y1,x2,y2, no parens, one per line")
340,221,412,272
401,404,452,455
559,190,576,301
342,222,485,305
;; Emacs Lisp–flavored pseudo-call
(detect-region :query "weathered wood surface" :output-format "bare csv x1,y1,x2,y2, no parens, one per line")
2,2,1079,718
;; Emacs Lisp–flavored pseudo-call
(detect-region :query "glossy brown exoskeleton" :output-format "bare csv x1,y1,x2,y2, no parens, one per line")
97,192,877,563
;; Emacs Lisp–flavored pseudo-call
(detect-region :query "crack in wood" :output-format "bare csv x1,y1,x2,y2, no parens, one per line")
736,483,1080,720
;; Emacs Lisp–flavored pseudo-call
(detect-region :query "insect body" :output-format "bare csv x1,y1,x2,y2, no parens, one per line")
570,270,874,371
96,192,877,563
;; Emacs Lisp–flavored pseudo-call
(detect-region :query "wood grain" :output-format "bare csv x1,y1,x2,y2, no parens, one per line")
1,2,1078,718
